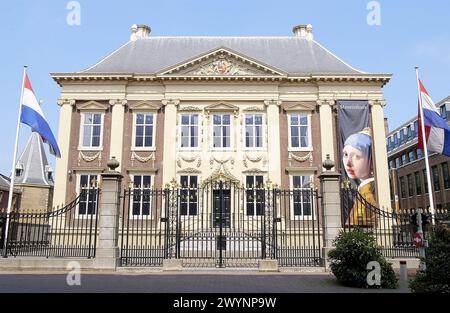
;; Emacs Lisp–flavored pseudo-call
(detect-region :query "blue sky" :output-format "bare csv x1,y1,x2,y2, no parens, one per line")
1,0,449,175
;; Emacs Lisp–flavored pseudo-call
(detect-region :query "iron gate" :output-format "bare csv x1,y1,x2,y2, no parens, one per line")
119,181,323,268
1,188,99,258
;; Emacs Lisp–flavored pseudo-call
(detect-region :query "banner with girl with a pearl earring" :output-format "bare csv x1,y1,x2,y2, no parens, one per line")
337,100,377,227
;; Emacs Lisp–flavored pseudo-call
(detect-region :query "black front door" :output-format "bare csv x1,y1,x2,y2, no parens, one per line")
213,190,231,228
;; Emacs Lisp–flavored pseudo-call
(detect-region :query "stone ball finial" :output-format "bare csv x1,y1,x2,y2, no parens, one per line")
107,156,120,172
323,154,335,171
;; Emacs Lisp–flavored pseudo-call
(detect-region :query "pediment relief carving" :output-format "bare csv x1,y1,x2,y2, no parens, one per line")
205,102,239,115
158,48,286,77
283,102,316,112
129,100,162,111
76,100,109,111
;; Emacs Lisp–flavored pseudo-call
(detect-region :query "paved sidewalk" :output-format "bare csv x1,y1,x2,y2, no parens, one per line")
0,272,410,293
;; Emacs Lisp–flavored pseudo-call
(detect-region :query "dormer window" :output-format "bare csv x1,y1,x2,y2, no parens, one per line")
45,165,53,181
15,163,23,177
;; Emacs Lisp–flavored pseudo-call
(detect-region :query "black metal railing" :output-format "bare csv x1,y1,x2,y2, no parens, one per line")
340,187,450,258
1,188,99,258
119,183,323,268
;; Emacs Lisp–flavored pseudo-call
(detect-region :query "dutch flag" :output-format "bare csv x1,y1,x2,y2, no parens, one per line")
20,74,61,157
418,79,450,157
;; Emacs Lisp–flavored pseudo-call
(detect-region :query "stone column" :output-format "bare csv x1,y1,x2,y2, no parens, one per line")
264,100,282,186
317,99,336,163
161,99,180,186
108,99,127,172
319,156,342,270
370,100,391,211
93,158,122,270
52,99,75,209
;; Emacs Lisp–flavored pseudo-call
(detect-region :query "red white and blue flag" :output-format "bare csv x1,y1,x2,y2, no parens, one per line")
417,79,450,157
20,74,61,157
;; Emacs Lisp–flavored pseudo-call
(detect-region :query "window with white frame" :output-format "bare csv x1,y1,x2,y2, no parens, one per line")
180,114,199,148
132,175,152,217
291,175,312,217
78,174,99,216
245,114,264,148
180,176,198,216
246,175,264,216
213,114,231,148
81,113,102,148
134,113,155,148
288,114,310,149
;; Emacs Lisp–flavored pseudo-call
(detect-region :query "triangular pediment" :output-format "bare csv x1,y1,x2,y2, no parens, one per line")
284,102,316,112
158,47,287,78
129,100,162,111
205,102,239,113
77,101,109,111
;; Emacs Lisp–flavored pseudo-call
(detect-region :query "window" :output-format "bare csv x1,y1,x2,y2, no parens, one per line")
415,172,422,195
245,114,264,148
442,163,450,189
134,113,154,148
78,174,99,216
417,149,423,159
407,174,414,197
289,114,310,149
402,154,407,165
423,169,429,193
393,133,398,147
291,176,312,217
213,114,231,148
132,175,152,217
81,113,102,148
395,158,401,168
432,166,440,192
246,176,264,216
407,125,412,141
408,151,415,162
180,114,199,148
399,130,405,145
399,177,406,199
440,105,448,120
180,176,198,216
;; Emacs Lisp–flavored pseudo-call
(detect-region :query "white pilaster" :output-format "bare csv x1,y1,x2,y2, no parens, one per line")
52,99,75,209
264,100,282,186
370,100,391,211
108,99,127,172
317,99,336,163
162,99,180,186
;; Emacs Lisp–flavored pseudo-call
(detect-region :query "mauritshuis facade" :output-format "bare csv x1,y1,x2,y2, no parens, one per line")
51,24,392,216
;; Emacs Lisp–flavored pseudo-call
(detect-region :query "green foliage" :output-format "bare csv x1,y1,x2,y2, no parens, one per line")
410,224,450,293
328,229,398,289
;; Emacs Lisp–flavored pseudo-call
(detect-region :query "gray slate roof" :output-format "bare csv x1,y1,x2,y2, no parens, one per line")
82,37,365,75
0,174,11,192
0,174,21,193
14,132,53,186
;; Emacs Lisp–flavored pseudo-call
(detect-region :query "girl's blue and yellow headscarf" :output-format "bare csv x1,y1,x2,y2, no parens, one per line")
344,128,372,162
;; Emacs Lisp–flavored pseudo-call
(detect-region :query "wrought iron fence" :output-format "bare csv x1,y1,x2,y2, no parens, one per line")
119,182,323,268
0,188,99,258
340,187,450,258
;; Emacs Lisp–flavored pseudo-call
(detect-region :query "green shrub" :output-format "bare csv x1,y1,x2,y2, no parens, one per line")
328,229,398,289
410,224,450,293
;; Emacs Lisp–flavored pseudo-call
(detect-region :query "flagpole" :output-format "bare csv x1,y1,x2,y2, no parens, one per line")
415,66,436,224
2,65,27,258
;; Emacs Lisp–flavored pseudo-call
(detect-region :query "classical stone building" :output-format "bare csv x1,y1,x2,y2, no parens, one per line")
51,24,392,213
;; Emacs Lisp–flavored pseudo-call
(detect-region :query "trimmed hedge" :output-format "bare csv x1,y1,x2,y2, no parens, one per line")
328,229,398,289
409,224,450,293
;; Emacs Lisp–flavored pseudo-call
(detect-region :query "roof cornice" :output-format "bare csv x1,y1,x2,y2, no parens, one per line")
51,72,392,86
